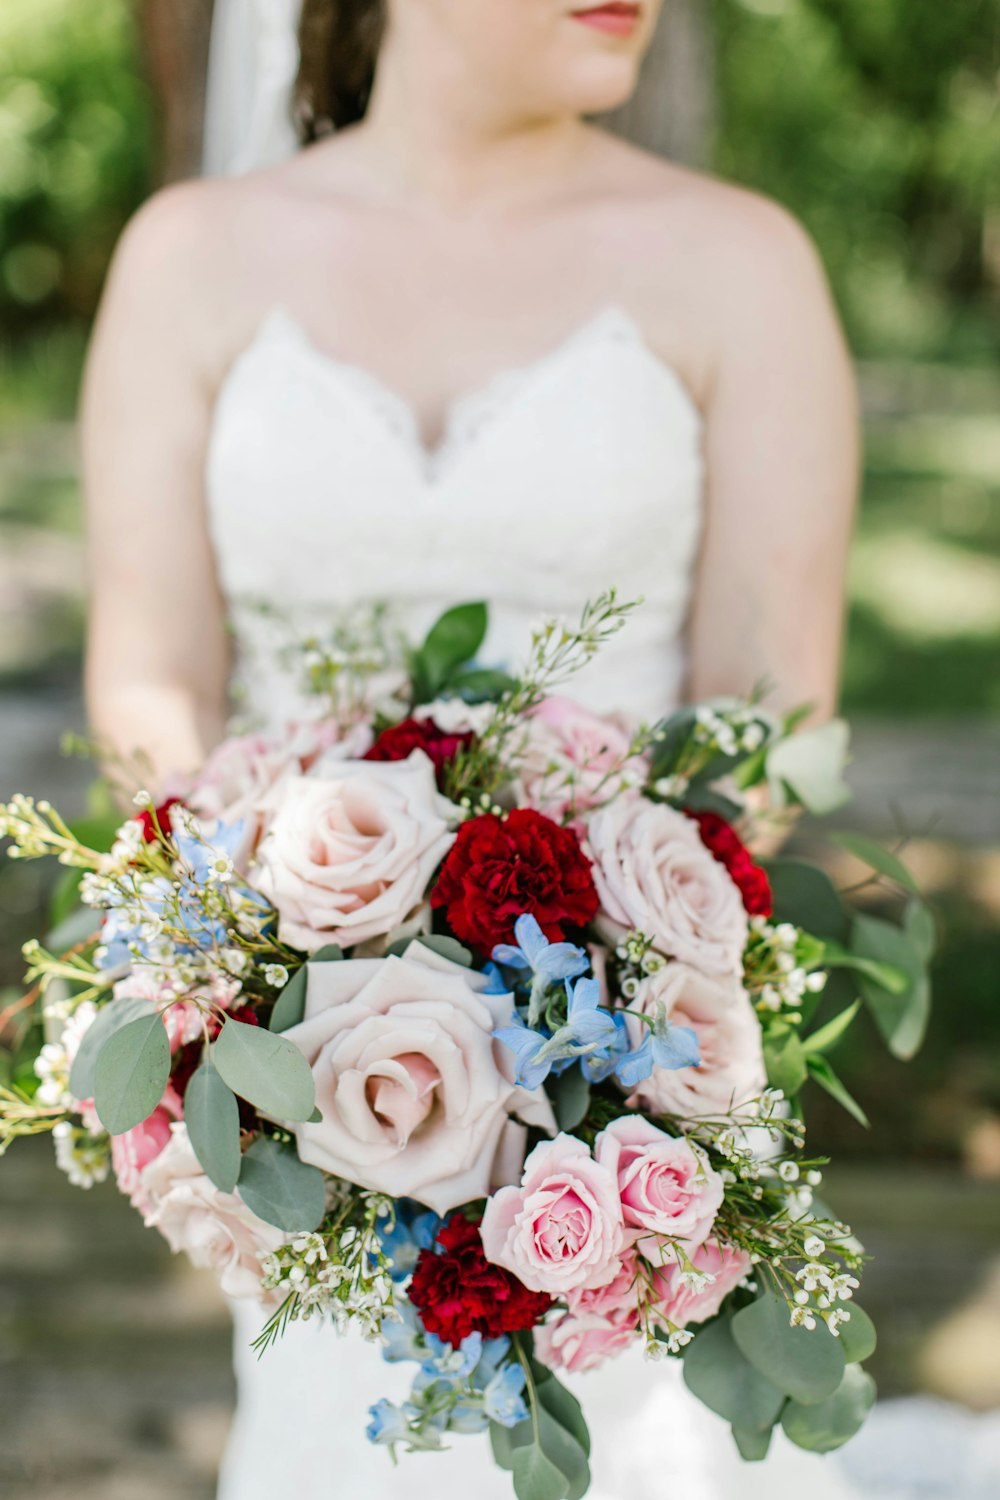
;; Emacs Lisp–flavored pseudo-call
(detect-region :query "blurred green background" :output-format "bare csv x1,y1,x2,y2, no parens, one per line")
0,2,998,1496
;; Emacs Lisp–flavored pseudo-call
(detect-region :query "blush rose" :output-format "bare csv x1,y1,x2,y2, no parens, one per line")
650,1238,752,1328
586,797,748,976
513,696,644,820
251,753,455,952
595,1117,724,1255
282,942,553,1215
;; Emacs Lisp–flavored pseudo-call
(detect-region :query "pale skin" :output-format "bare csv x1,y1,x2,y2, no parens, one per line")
82,0,859,788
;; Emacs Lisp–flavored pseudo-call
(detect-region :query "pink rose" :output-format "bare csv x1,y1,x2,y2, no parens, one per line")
189,721,372,858
480,1134,625,1296
140,1124,284,1301
650,1238,752,1328
513,696,644,820
585,797,748,976
111,1084,183,1214
595,1117,723,1256
284,942,553,1214
251,754,455,952
622,963,766,1119
534,1305,636,1374
566,1248,640,1319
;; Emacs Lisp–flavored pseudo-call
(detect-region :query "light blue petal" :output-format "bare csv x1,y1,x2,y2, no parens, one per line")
491,944,531,970
652,1025,702,1072
614,1035,655,1089
513,913,549,966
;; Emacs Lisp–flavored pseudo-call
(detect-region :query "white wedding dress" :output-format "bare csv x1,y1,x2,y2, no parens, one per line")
203,304,918,1499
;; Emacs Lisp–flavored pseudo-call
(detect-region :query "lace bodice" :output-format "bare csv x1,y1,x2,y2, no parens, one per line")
205,305,704,726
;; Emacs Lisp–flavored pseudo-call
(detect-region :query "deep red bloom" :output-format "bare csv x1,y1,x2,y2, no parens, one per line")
133,796,181,844
430,808,598,954
409,1213,552,1347
364,717,474,789
689,811,773,917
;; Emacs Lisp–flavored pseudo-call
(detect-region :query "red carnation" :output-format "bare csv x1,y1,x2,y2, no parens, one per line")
133,796,181,844
430,808,598,954
689,811,773,917
363,716,474,789
409,1213,552,1347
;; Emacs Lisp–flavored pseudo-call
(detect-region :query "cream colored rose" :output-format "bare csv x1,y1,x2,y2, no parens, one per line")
140,1124,283,1302
250,754,456,953
623,963,766,1119
284,943,554,1215
586,797,748,976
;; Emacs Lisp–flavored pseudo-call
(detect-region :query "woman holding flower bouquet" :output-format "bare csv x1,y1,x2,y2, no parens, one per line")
77,1,863,1497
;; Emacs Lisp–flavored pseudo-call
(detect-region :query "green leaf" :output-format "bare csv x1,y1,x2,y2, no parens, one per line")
93,1012,171,1135
490,1418,532,1472
806,1054,871,1128
268,967,309,1033
765,861,849,943
803,1000,863,1055
535,1371,591,1460
68,996,155,1101
821,942,909,994
780,1364,876,1453
731,1294,846,1405
413,602,488,699
550,1067,591,1132
512,1445,571,1500
418,934,474,967
904,897,937,964
829,832,920,894
851,913,931,1059
268,947,344,1034
683,1316,786,1430
839,1305,877,1364
48,867,85,930
678,784,746,821
763,1023,808,1096
236,1135,326,1232
68,813,123,856
185,1062,242,1193
767,719,852,815
214,1019,316,1121
731,1422,775,1461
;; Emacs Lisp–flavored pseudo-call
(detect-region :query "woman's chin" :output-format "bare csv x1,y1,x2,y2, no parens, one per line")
557,59,645,118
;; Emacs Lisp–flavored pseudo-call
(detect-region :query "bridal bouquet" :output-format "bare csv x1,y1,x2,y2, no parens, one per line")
0,594,933,1498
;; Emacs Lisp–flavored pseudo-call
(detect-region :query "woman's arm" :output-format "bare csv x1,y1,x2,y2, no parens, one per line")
688,200,860,722
81,186,232,790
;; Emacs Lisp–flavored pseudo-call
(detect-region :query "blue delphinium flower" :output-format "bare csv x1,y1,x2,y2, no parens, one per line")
613,1016,702,1090
378,1200,442,1283
379,1300,428,1364
421,1331,483,1380
366,1398,417,1446
494,974,622,1089
481,1360,529,1427
492,913,589,1024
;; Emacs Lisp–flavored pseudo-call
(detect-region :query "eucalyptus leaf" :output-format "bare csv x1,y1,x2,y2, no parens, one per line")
185,1062,242,1193
731,1422,776,1461
214,1018,316,1121
418,934,474,967
535,1407,590,1500
93,1012,171,1136
268,967,308,1034
904,897,937,965
68,995,155,1101
766,719,851,815
851,914,931,1059
677,784,746,821
512,1444,571,1500
683,1316,786,1430
46,904,100,956
490,1418,532,1472
451,667,518,704
780,1364,876,1453
765,861,849,943
806,1054,871,1128
731,1294,846,1405
829,832,920,894
535,1371,591,1459
821,942,909,995
236,1135,326,1232
550,1067,591,1132
839,1305,877,1364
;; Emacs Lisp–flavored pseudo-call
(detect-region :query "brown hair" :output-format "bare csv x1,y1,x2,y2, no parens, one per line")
295,0,386,139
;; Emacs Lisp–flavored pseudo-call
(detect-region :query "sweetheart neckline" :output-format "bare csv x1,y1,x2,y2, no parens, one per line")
214,302,703,486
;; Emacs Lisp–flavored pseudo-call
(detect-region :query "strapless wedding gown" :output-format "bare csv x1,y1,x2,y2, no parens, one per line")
205,305,871,1499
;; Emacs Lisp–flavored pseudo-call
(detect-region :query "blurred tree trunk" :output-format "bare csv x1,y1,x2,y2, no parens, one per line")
603,0,716,167
138,0,215,183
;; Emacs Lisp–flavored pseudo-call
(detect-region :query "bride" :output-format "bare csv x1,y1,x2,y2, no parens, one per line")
80,1,859,1495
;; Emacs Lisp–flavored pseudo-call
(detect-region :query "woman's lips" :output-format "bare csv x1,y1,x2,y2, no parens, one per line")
570,2,642,38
